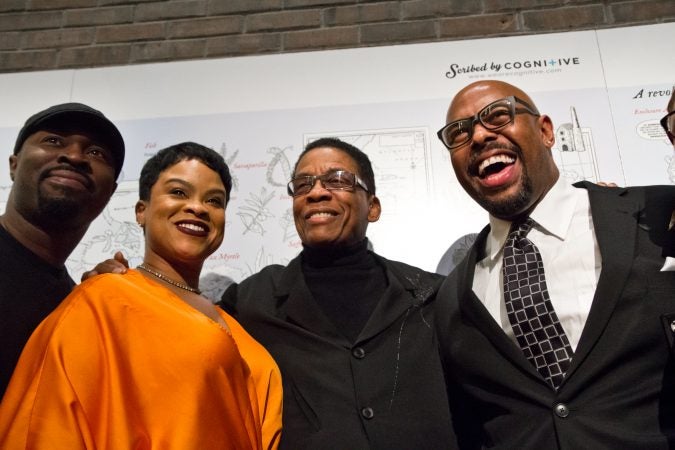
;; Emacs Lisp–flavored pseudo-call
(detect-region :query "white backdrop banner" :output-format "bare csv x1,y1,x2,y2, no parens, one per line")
1,23,673,285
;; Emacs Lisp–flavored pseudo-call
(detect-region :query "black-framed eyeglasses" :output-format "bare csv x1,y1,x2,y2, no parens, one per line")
660,110,675,145
437,96,540,151
287,170,369,197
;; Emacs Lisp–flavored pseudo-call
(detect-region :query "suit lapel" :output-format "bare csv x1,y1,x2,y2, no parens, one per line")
277,256,350,345
458,184,641,389
357,256,433,342
459,226,548,386
565,182,640,379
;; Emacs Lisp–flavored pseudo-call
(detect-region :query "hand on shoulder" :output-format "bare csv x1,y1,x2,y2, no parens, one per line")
80,251,129,282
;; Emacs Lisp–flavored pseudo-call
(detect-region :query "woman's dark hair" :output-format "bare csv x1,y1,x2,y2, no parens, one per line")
139,141,233,204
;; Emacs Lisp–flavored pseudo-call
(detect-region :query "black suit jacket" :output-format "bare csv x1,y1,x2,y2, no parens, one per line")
436,183,675,449
221,252,457,450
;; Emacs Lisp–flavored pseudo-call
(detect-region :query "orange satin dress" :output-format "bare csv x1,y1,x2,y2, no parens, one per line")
0,270,282,450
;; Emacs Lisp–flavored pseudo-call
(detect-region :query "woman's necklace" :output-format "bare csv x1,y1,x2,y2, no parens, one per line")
137,264,201,294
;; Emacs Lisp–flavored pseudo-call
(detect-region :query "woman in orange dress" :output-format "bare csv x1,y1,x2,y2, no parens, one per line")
0,142,282,450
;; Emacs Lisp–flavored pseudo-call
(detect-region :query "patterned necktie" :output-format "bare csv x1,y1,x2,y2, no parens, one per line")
502,218,573,389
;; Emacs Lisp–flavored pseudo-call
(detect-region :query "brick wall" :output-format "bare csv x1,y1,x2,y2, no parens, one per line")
1,0,673,73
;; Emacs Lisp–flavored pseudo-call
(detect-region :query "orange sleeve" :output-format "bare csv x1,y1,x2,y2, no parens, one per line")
223,311,284,450
0,283,106,449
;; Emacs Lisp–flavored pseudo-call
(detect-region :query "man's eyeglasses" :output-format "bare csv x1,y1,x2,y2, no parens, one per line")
437,96,540,151
287,170,369,197
660,111,675,145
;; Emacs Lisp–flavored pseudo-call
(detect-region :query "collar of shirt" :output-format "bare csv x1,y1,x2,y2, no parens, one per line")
476,177,597,351
484,176,579,263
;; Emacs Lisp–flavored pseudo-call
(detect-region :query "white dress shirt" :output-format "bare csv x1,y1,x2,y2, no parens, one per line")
662,258,675,271
472,177,601,351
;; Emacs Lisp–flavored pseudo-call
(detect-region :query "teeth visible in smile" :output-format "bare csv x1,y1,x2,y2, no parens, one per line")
178,223,206,232
309,212,334,219
478,155,515,176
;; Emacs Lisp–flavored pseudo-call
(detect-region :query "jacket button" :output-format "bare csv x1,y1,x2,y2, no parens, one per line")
554,403,570,418
352,347,366,359
361,407,374,419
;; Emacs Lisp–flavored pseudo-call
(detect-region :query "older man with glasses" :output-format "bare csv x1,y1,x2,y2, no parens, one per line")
219,137,457,449
435,80,675,449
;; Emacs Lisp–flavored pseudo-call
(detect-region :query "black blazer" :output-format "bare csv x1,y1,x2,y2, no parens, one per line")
221,252,457,450
436,183,675,449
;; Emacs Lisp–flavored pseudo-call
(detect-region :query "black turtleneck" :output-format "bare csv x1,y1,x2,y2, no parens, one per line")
301,239,388,342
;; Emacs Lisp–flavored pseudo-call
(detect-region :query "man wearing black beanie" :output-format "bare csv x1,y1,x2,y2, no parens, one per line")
0,102,125,397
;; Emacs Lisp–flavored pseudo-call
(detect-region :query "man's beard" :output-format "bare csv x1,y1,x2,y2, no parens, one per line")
478,172,533,220
34,191,83,229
